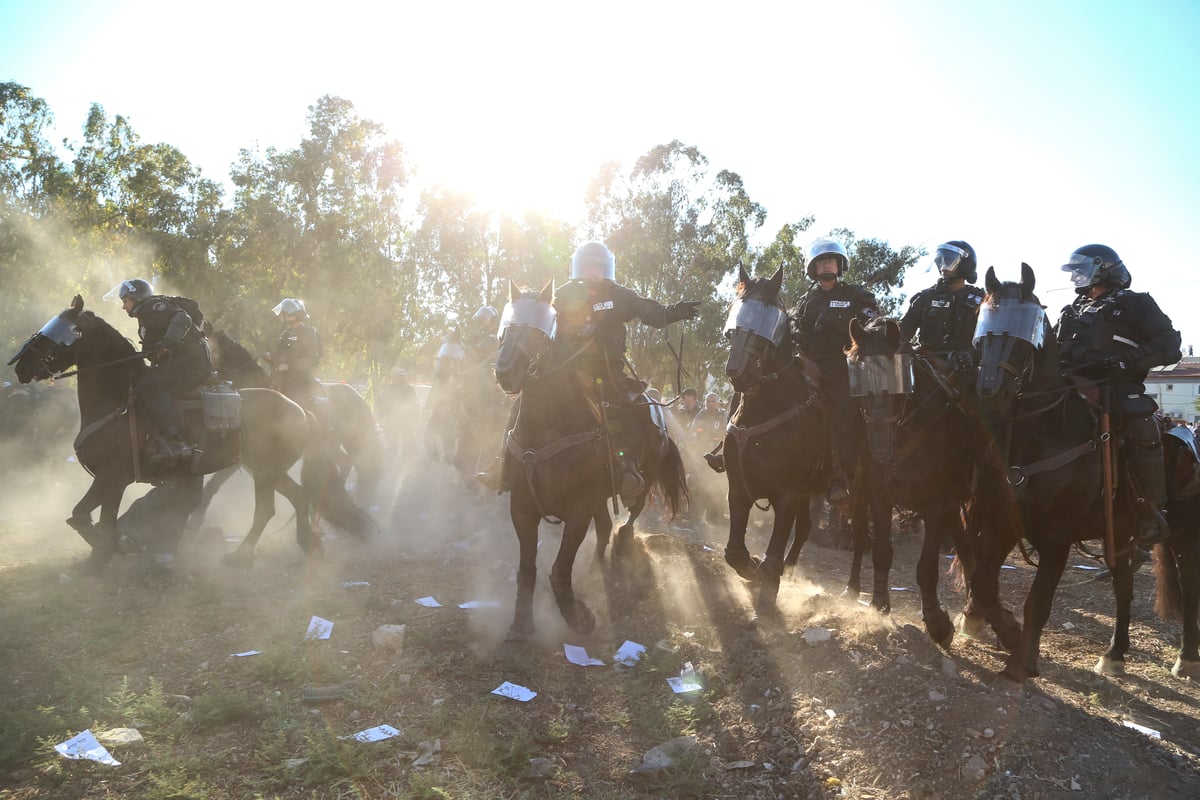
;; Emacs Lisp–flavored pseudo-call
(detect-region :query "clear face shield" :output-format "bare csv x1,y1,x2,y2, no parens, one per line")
498,298,557,341
722,299,788,346
1061,252,1100,288
101,280,148,304
932,244,969,279
972,298,1046,349
847,354,915,397
272,299,306,317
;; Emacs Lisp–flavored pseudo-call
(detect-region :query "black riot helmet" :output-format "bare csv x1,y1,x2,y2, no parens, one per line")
934,241,978,283
103,279,155,315
570,241,616,282
1061,244,1131,294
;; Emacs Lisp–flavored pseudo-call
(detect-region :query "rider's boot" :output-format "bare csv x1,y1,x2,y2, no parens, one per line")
618,457,646,507
149,427,192,466
704,451,726,473
475,456,508,493
1125,414,1169,547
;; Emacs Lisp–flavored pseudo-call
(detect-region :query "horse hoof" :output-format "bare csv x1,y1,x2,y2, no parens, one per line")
955,612,989,641
750,607,784,632
570,604,596,636
1172,657,1200,680
724,549,760,582
503,624,533,644
926,616,955,650
221,551,254,570
1094,655,1126,676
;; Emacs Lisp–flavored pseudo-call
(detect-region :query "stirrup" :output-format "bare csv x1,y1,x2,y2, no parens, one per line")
704,452,726,473
1135,507,1169,547
826,481,850,504
618,467,645,505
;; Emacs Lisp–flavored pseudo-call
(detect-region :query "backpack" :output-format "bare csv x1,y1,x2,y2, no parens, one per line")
168,296,204,328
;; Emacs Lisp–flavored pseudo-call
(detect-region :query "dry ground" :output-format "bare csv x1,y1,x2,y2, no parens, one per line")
0,455,1198,800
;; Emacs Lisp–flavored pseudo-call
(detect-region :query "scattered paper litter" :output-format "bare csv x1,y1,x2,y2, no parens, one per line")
803,627,833,645
305,616,334,640
614,640,646,666
55,730,120,766
341,581,370,588
825,708,837,719
457,600,500,609
564,644,605,667
224,536,240,543
491,681,537,702
1062,621,1076,630
230,650,260,657
1074,564,1103,571
342,724,402,743
1121,719,1162,738
1001,564,1016,570
415,596,442,608
702,545,715,552
666,662,703,693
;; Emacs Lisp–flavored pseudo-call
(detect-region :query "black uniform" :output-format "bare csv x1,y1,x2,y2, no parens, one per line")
898,279,986,356
1056,287,1181,543
132,296,212,440
791,282,879,491
272,322,322,405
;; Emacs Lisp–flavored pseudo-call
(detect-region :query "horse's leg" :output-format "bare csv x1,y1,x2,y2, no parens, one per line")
960,515,1022,649
917,503,955,648
783,497,812,574
842,489,868,601
1175,536,1200,678
593,506,613,561
1004,537,1070,682
724,488,758,582
67,476,123,574
867,476,894,612
223,477,278,568
613,495,645,559
1095,543,1136,675
274,473,320,557
756,497,799,618
189,465,237,528
507,500,540,642
550,513,597,635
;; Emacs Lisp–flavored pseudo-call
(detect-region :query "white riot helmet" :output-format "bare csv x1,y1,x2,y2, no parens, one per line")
272,298,308,319
570,241,616,282
806,237,849,280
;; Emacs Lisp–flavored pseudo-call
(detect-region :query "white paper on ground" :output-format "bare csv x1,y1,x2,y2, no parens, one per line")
614,640,646,666
457,600,500,609
342,724,402,742
563,644,605,666
341,581,370,588
415,596,442,608
230,650,260,657
1122,719,1162,738
667,661,702,693
305,616,334,640
491,681,537,702
55,730,120,766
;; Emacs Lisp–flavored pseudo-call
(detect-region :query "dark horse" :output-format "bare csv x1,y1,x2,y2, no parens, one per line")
1157,422,1200,679
493,281,689,640
720,267,828,618
7,297,369,572
195,327,385,522
845,316,981,646
966,264,1177,681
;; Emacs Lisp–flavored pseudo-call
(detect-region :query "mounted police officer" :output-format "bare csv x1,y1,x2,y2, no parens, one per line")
1057,244,1181,546
466,305,500,363
791,237,880,502
476,241,700,501
109,279,211,465
264,299,322,408
899,241,986,372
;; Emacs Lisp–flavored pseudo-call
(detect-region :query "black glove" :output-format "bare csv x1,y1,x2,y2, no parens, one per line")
669,301,701,323
949,351,974,373
1098,354,1127,378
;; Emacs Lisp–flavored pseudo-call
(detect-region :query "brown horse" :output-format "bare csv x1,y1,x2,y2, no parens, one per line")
7,296,368,573
492,281,689,640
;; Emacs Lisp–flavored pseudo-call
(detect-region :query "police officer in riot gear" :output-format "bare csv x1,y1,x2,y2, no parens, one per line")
477,241,700,501
899,241,986,371
1056,244,1181,546
109,278,212,465
264,299,322,408
465,305,500,363
791,237,880,502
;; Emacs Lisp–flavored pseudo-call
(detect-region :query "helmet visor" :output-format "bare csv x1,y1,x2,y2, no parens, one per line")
847,354,914,397
36,315,81,347
273,299,306,317
102,280,149,304
973,297,1046,348
933,244,969,276
498,298,557,340
436,342,465,360
723,299,788,345
1061,252,1100,287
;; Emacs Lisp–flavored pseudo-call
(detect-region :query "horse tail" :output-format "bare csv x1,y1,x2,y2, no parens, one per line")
300,415,378,542
1152,542,1182,622
655,436,690,519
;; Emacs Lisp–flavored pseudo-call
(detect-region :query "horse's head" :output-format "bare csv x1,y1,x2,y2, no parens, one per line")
724,266,790,392
847,315,914,463
494,279,556,395
7,295,86,383
975,264,1047,402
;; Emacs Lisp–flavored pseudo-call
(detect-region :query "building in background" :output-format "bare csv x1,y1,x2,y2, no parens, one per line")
1147,356,1200,423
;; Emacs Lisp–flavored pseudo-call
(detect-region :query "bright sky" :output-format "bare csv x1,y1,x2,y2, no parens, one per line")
3,0,1199,347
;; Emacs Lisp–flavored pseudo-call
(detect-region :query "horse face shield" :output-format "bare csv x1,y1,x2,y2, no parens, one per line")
973,299,1045,398
7,316,80,381
724,299,787,388
848,354,914,463
495,299,557,394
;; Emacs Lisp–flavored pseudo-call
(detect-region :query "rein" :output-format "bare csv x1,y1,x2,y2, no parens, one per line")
51,351,146,380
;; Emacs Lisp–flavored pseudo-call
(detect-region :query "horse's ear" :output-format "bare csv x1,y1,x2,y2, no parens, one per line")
849,316,864,342
737,265,751,286
539,279,553,303
767,266,784,295
71,294,84,314
508,279,518,303
201,319,213,335
1020,262,1036,296
984,266,1000,295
